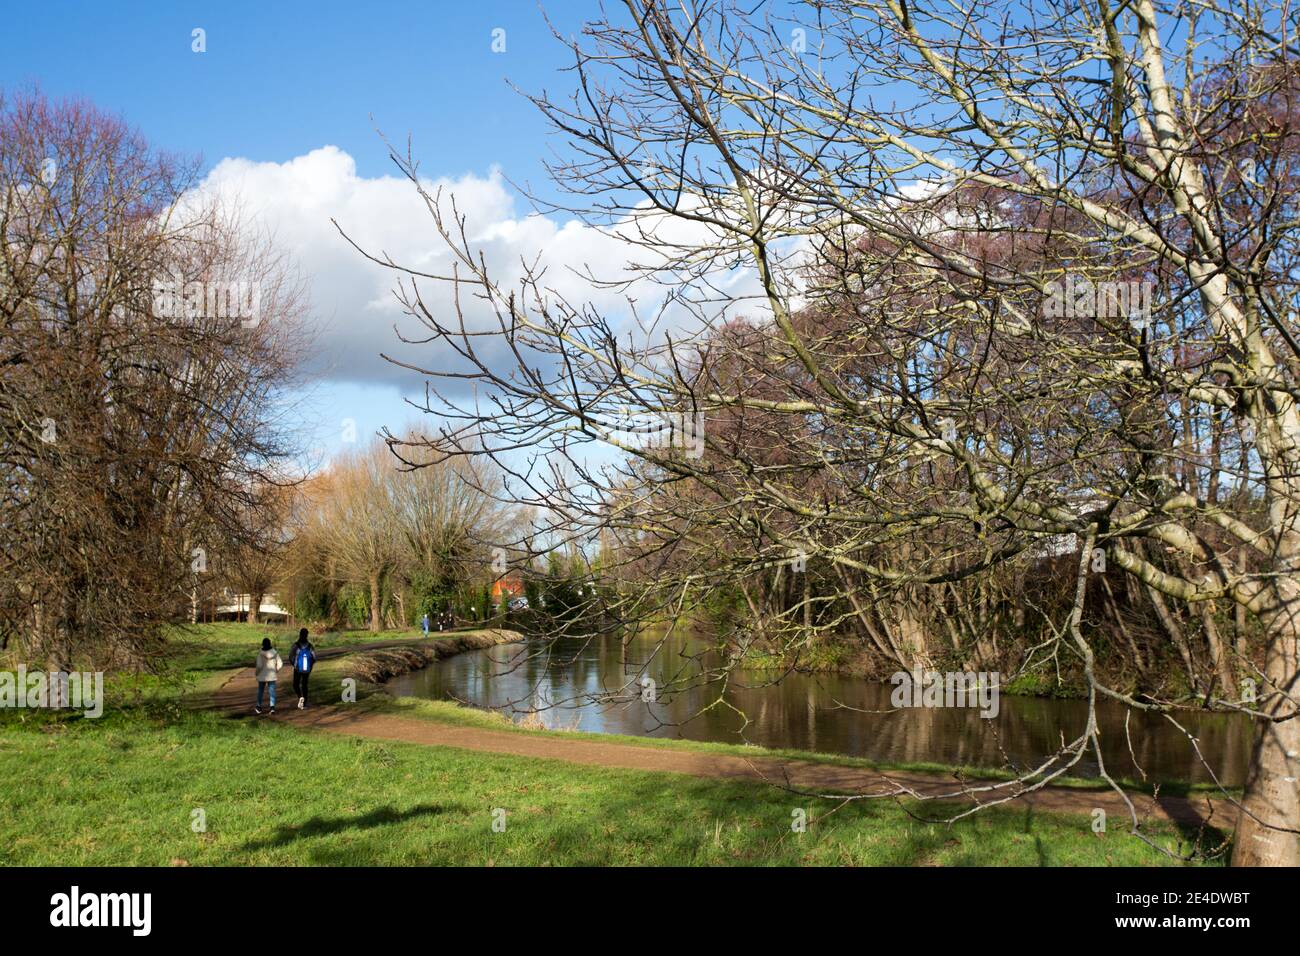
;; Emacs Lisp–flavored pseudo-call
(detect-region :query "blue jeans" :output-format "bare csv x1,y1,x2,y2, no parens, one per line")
257,680,277,709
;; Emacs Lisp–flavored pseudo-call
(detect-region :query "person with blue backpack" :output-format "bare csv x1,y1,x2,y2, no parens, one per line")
291,628,316,710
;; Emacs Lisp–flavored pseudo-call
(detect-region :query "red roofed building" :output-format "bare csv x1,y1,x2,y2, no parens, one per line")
491,574,523,602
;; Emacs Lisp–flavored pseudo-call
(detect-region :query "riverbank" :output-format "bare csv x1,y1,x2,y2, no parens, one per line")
199,630,1236,821
743,647,1091,697
0,704,1214,865
199,627,1231,797
672,619,1155,699
193,626,1213,795
280,628,522,686
0,624,1228,865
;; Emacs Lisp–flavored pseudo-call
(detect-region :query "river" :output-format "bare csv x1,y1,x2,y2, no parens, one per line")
385,628,1251,785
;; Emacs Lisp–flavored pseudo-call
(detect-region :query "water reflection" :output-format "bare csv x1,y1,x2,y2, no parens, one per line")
385,630,1251,785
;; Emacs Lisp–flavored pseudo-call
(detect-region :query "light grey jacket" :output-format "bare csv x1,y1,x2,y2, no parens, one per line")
255,649,283,682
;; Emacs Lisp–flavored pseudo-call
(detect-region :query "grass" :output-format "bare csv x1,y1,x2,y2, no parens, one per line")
0,623,1227,865
94,622,477,702
0,707,1212,866
168,621,436,675
376,695,1035,773
338,675,1228,798
159,624,1228,798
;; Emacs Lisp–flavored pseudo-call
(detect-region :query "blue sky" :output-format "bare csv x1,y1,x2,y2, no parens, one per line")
1,1,603,461
3,1,580,186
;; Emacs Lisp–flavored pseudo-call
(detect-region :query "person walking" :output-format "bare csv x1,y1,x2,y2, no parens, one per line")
291,627,316,709
254,637,282,715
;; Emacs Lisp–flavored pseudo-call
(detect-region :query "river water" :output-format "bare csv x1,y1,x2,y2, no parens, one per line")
385,629,1252,785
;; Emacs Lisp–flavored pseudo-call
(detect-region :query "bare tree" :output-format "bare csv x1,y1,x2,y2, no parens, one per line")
224,482,296,625
347,0,1300,865
0,89,304,669
313,440,403,632
386,430,519,610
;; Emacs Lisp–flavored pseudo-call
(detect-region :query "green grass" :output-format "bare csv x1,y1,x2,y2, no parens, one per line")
42,622,401,705
0,623,1229,865
173,625,1228,798
0,708,1213,866
92,622,467,703
168,622,435,675
337,692,1224,798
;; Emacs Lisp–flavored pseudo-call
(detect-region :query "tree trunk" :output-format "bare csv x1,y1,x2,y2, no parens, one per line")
892,601,934,673
1231,596,1300,866
1235,550,1249,667
1198,603,1236,701
249,590,263,626
369,574,381,633
1102,576,1146,677
1145,584,1199,695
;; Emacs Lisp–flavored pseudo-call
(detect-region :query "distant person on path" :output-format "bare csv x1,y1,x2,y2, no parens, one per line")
291,627,316,710
254,637,282,715
422,612,430,637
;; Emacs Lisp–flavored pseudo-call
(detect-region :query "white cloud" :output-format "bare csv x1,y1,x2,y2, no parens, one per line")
196,146,780,391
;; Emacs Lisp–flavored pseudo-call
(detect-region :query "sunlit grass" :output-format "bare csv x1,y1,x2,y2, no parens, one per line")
167,621,436,675
0,623,1228,865
0,709,1213,866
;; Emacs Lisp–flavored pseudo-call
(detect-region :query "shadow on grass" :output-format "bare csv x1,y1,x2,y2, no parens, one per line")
1153,792,1232,855
240,803,454,852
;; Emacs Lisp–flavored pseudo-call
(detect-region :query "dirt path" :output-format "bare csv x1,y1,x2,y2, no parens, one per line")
194,640,1235,831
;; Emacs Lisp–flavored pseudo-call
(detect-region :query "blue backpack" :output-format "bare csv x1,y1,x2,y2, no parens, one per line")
295,645,315,673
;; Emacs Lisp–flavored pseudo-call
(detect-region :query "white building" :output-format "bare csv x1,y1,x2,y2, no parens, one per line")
214,593,289,621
